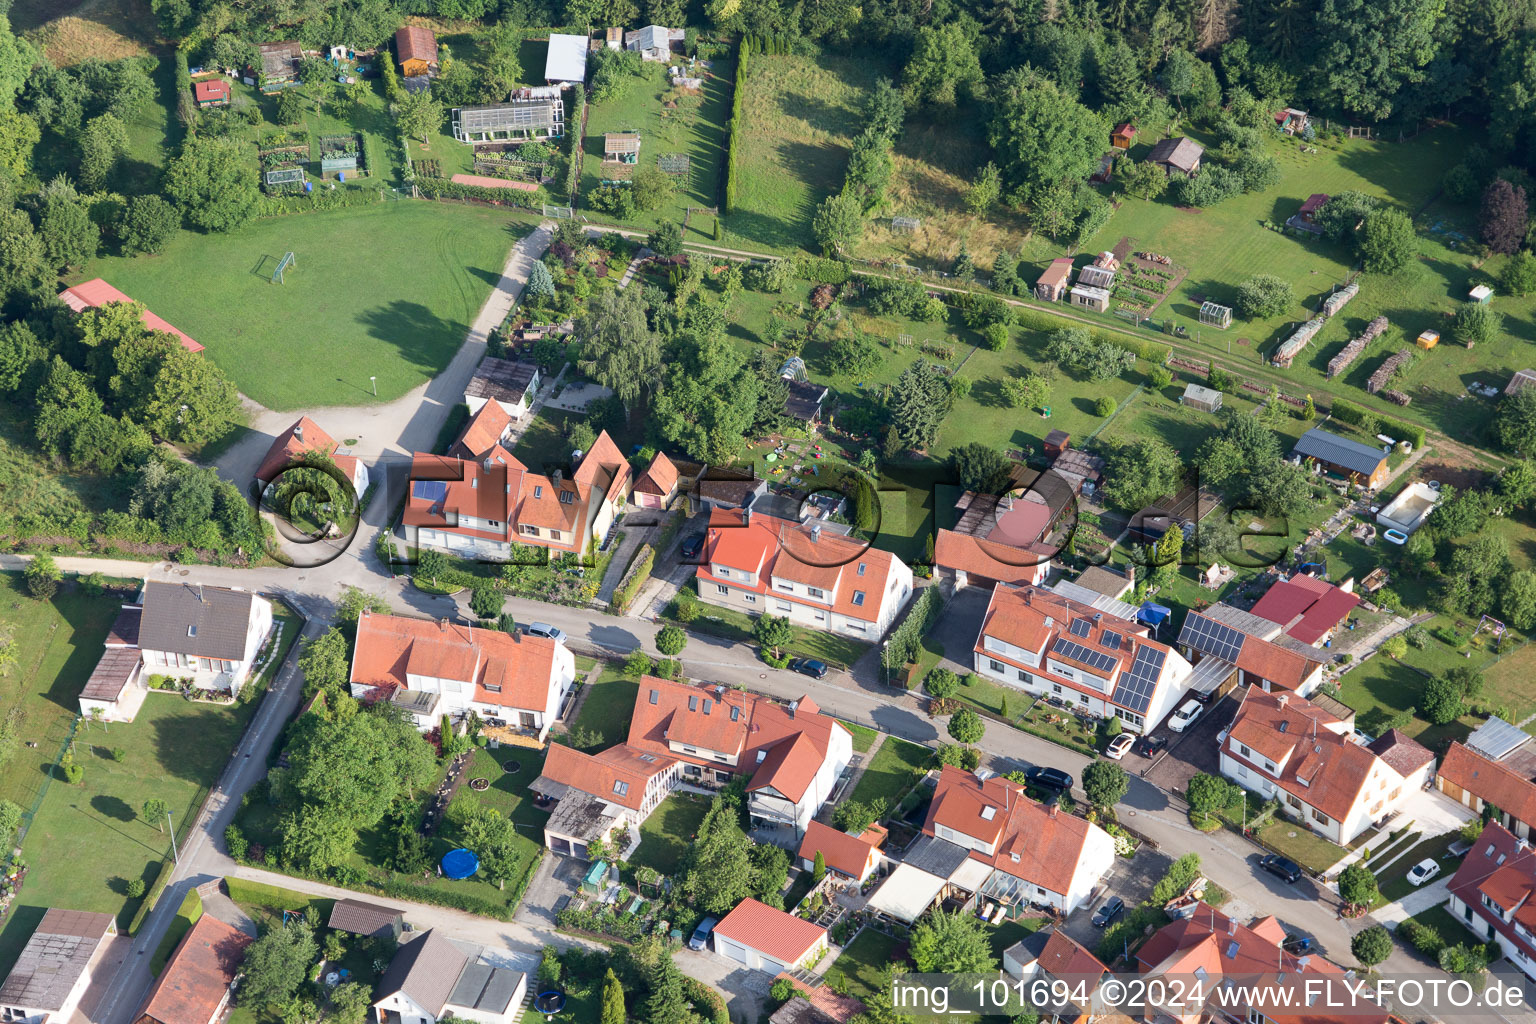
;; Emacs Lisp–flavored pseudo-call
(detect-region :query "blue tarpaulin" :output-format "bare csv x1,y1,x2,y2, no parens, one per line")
1137,602,1172,626
441,848,479,879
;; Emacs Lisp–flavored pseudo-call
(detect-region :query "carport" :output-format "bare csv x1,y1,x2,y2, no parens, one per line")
866,863,947,924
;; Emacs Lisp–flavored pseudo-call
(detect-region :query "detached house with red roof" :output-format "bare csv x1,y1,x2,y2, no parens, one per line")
1219,688,1433,845
973,584,1195,735
796,820,884,883
710,899,829,975
254,417,368,498
405,429,631,561
697,509,913,640
134,914,252,1024
349,610,575,739
1436,718,1536,840
1249,573,1359,648
1447,820,1536,981
1135,903,1390,1024
531,677,852,858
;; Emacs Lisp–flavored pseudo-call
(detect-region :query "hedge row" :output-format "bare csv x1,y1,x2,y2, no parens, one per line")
682,976,729,1024
1013,306,1172,363
882,584,945,669
127,859,179,935
723,40,749,213
257,185,383,217
415,177,546,208
796,255,851,284
1329,398,1426,449
609,543,656,615
564,87,586,202
224,864,520,921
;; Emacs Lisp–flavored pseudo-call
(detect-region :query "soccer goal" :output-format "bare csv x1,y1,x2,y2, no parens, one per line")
271,251,297,284
542,204,574,219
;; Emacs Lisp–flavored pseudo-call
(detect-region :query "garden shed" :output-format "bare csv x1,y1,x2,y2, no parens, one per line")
604,132,641,163
1147,136,1203,176
1198,301,1231,328
1416,330,1439,350
1181,383,1223,413
625,25,684,60
1470,284,1494,304
192,78,230,107
545,34,589,83
255,41,301,87
1111,123,1136,149
1035,258,1074,302
394,25,438,77
1070,284,1111,313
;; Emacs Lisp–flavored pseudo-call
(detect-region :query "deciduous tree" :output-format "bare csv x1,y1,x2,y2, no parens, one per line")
164,139,258,232
1083,760,1129,808
1481,178,1529,254
910,909,996,973
1234,274,1293,319
239,922,317,1007
1359,208,1418,273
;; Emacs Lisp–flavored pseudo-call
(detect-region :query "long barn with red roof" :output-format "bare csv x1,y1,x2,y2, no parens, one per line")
58,279,205,353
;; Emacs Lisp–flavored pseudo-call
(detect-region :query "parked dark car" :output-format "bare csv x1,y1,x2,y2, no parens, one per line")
789,658,829,679
1135,734,1169,758
1024,765,1074,792
1091,896,1125,928
1282,934,1312,954
1261,854,1304,884
689,916,718,951
680,535,705,559
1192,688,1216,703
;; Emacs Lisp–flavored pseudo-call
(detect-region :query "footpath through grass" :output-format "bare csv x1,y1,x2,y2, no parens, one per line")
74,203,524,410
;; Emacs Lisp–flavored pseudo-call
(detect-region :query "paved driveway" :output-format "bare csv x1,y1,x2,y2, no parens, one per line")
929,585,991,675
1141,692,1239,795
676,947,772,1022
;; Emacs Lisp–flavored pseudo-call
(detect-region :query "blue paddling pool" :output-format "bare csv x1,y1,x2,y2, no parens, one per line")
441,847,479,879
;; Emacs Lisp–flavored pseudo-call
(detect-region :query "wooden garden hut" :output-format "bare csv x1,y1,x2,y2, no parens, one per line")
1147,136,1203,176
1111,123,1137,149
254,41,301,87
193,78,230,107
604,132,641,163
394,25,439,77
1035,258,1073,302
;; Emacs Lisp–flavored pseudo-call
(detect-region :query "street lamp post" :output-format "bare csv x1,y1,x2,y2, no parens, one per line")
370,376,377,397
166,810,179,866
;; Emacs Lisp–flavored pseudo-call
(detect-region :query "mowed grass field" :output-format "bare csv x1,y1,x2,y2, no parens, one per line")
727,53,880,251
579,59,733,235
73,202,524,410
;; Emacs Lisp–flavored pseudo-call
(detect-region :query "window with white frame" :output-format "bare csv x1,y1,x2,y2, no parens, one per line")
716,584,729,594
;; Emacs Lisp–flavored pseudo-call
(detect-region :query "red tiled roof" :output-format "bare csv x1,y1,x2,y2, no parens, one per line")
255,417,338,484
713,899,827,966
58,279,204,353
934,529,1052,586
700,510,902,624
350,611,560,712
453,402,514,461
1299,193,1330,216
1450,822,1536,946
107,605,141,647
923,766,1097,893
1250,574,1360,645
748,731,823,802
192,79,229,101
635,451,679,497
1234,631,1315,691
540,741,671,811
573,430,631,502
797,821,879,878
1037,258,1073,289
1037,930,1108,981
137,914,252,1024
1439,742,1536,827
395,25,438,63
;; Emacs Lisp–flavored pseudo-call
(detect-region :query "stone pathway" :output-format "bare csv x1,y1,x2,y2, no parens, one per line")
595,526,649,605
817,733,886,824
1374,876,1450,927
616,249,650,290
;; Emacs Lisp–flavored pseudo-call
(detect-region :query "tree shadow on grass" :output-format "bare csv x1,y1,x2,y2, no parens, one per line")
91,795,135,822
70,803,163,857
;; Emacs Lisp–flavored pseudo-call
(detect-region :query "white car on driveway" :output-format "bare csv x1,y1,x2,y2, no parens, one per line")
1105,734,1134,760
1168,700,1203,733
1407,859,1441,886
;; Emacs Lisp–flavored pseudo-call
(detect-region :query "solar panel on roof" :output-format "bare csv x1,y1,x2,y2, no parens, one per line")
1101,630,1123,650
412,480,448,502
1051,637,1117,674
1110,645,1167,714
1177,613,1246,662
1069,618,1092,638
1468,717,1532,761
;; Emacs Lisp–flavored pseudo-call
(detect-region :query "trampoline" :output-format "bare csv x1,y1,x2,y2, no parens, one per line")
534,991,566,1016
441,848,480,879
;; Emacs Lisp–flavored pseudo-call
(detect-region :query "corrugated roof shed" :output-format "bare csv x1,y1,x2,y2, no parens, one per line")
545,34,588,82
1292,428,1387,479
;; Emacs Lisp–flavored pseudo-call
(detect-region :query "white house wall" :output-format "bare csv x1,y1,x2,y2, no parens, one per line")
1065,824,1116,914
372,989,436,1024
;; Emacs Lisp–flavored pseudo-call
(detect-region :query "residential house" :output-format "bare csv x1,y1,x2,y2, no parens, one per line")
696,509,914,640
1292,428,1390,490
973,583,1195,735
603,132,641,163
58,279,205,353
78,604,148,723
1002,929,1110,1023
1035,258,1073,302
1219,688,1434,845
919,766,1115,915
797,820,884,883
254,417,369,498
394,26,438,77
1110,123,1136,149
633,451,680,509
405,429,631,560
1447,821,1536,981
138,582,274,696
531,678,853,852
1135,903,1390,1024
254,41,301,87
328,899,404,939
464,357,541,420
134,914,253,1024
1286,192,1330,233
1180,383,1223,413
192,79,230,107
452,92,565,143
1146,136,1203,176
1436,719,1536,840
711,899,829,974
625,25,684,60
372,930,527,1024
935,466,1075,590
349,611,575,738
544,34,588,83
1176,605,1329,697
1249,573,1359,647
0,910,118,1024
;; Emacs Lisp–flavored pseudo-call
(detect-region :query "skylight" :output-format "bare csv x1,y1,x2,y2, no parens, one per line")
613,780,629,796
980,806,996,820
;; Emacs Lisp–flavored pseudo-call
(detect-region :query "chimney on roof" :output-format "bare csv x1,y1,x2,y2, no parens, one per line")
553,469,563,484
810,523,821,543
1277,694,1288,707
788,699,798,719
1125,564,1135,585
1048,803,1058,818
294,422,303,442
1024,589,1032,606
743,507,751,526
195,584,204,603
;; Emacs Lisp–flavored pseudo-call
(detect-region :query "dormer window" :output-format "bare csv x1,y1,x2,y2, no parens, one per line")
534,485,544,498
485,683,501,693
756,750,766,763
613,780,629,796
808,587,825,599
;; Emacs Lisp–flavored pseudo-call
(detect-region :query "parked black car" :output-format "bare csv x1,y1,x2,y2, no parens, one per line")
680,535,705,559
789,658,829,679
1091,896,1125,928
1260,854,1304,884
1135,734,1169,758
1024,765,1074,792
1282,934,1312,954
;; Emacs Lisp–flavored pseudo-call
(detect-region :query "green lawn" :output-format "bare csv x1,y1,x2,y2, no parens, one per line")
0,604,262,978
149,889,203,975
846,735,930,809
578,58,733,235
727,52,881,251
1254,819,1346,875
74,202,525,410
836,719,878,754
1334,637,1491,751
631,793,710,876
569,666,638,748
675,585,872,668
833,928,907,1000
1399,904,1484,951
1376,832,1462,905
988,916,1047,960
